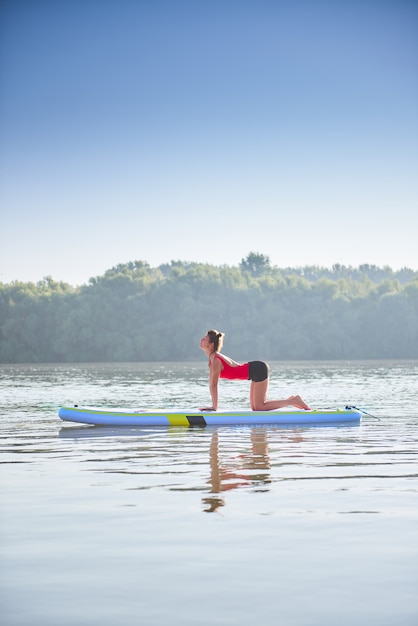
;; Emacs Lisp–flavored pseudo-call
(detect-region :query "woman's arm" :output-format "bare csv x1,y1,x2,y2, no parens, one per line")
200,356,222,411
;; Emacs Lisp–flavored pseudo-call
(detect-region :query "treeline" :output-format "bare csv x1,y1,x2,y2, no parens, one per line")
1,255,418,362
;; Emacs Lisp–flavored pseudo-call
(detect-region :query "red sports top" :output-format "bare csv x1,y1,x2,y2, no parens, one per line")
212,354,249,380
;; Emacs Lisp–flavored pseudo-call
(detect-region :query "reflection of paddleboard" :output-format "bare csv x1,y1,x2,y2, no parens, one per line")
58,405,361,427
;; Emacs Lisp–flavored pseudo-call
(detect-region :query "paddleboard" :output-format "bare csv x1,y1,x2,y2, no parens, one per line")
58,405,362,426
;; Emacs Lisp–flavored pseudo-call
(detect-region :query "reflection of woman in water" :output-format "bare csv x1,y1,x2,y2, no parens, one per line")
199,329,310,412
203,429,305,512
203,430,271,513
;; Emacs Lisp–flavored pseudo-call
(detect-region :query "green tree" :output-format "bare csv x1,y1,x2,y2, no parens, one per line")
240,252,271,276
1,261,417,362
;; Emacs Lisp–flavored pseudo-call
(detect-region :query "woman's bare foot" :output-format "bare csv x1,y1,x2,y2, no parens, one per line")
288,395,311,410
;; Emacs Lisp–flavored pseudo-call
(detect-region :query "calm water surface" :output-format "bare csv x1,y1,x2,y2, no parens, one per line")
1,361,418,626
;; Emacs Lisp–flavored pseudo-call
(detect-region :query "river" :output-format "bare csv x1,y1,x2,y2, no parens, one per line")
1,361,417,625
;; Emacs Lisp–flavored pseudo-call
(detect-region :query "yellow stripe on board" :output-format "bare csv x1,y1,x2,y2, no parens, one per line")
166,414,191,426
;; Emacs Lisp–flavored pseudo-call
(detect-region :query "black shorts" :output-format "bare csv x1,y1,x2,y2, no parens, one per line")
248,361,269,382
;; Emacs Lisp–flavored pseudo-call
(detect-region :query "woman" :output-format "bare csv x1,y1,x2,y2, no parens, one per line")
199,329,311,412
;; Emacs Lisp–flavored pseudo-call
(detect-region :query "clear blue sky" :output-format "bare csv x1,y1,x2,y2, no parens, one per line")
1,0,417,285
